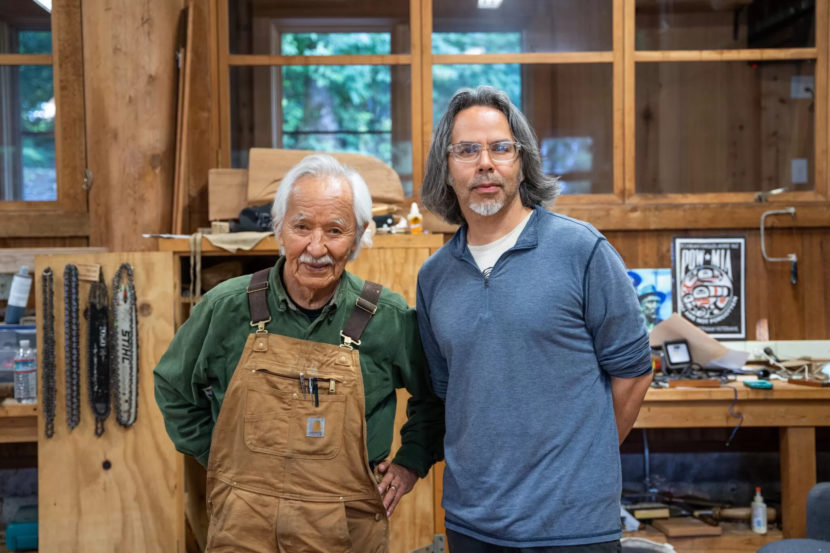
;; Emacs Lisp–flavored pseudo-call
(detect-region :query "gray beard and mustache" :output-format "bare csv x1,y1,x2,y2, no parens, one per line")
450,173,509,216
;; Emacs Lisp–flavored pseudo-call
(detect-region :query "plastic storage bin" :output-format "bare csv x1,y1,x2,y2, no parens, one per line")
4,505,37,551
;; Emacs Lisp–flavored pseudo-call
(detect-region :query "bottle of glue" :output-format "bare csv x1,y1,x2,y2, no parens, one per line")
751,486,768,535
407,202,423,234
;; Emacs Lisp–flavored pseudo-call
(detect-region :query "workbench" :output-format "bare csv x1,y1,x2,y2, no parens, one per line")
634,378,830,539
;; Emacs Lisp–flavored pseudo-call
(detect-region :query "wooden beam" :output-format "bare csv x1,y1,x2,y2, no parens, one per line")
0,54,52,65
0,247,107,273
780,427,816,538
635,48,818,62
433,52,613,65
0,212,89,237
217,0,231,168
228,54,412,66
557,203,830,230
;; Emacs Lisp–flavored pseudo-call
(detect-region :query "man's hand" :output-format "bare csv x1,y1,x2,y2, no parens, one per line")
375,461,418,517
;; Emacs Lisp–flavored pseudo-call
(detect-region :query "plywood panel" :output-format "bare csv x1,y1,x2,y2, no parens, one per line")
35,252,180,553
347,242,436,553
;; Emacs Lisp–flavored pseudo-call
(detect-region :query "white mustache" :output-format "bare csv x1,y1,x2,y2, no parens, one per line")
299,252,334,266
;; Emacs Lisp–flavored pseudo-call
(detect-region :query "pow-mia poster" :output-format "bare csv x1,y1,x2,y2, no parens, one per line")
672,237,746,340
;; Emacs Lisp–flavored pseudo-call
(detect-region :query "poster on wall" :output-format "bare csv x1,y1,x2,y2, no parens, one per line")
626,268,673,332
672,237,746,340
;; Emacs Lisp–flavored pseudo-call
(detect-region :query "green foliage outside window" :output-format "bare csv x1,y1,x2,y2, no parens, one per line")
281,33,394,165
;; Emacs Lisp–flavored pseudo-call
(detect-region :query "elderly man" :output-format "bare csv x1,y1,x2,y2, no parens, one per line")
154,154,444,552
417,86,652,552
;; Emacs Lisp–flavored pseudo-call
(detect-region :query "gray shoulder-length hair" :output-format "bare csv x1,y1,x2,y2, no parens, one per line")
271,153,373,260
421,85,560,225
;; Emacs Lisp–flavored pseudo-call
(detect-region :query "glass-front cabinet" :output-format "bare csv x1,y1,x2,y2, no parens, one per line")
218,0,829,228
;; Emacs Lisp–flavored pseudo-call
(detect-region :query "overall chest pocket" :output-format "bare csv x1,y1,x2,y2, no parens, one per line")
244,369,347,460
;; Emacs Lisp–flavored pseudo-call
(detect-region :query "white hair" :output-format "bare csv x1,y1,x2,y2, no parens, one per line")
271,154,373,260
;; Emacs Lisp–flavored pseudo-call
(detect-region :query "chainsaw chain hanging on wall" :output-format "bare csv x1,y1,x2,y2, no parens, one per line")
112,263,139,427
64,264,81,430
41,268,56,438
87,268,111,436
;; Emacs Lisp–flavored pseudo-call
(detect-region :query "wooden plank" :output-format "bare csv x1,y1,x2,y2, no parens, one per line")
155,233,443,255
410,0,424,201
635,399,830,428
816,0,829,200
0,54,52,65
217,0,231,168
420,0,433,202
0,415,38,444
208,168,248,220
780,427,816,538
184,0,219,234
432,52,614,65
247,148,405,205
173,4,195,235
613,0,625,200
51,0,88,218
83,0,180,251
228,54,412,66
0,211,89,238
634,48,818,62
556,203,830,230
623,0,636,201
35,251,179,553
0,247,106,273
653,517,723,537
628,522,782,553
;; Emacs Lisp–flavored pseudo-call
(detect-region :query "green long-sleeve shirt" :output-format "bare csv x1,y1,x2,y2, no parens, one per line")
153,257,444,477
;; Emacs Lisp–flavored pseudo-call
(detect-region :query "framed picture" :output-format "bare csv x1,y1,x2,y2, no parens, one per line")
626,268,672,332
672,236,746,340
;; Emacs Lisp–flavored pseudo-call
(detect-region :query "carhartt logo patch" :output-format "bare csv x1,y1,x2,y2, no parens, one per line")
306,417,325,438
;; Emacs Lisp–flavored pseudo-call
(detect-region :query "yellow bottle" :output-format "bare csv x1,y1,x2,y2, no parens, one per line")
407,202,423,234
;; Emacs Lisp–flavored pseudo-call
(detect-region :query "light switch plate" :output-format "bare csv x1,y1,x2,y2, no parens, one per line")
791,75,814,99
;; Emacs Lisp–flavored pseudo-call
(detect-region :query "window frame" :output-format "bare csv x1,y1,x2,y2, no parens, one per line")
0,0,87,238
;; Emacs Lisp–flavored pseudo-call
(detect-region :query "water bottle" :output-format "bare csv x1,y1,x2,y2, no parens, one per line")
13,340,36,404
4,266,32,324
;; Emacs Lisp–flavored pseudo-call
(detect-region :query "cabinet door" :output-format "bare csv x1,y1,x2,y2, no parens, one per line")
35,252,181,553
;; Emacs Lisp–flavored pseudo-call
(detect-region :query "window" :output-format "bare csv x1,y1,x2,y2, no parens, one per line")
223,0,414,193
0,4,55,201
0,0,86,238
217,0,830,229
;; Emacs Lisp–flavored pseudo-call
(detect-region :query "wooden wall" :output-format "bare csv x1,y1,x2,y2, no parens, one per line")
607,227,830,340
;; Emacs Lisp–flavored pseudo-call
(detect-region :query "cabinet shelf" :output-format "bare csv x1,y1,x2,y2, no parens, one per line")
0,400,38,444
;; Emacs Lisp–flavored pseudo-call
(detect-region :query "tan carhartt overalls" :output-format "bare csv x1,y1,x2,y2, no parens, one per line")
205,269,389,552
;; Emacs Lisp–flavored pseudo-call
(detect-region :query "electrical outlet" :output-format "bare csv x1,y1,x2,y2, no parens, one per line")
0,274,12,301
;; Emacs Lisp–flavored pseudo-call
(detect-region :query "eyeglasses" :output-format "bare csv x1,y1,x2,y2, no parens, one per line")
447,141,522,164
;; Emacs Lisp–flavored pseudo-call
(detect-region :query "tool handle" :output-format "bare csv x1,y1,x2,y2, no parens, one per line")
790,259,798,285
714,507,776,521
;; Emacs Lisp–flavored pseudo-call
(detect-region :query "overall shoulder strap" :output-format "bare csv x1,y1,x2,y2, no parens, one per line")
247,268,272,327
340,281,382,348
